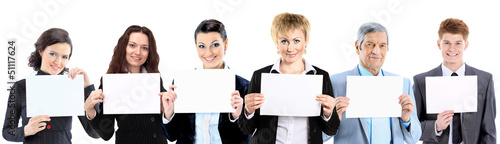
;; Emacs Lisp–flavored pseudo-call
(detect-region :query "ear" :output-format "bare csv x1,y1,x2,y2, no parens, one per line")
437,39,441,51
38,50,43,57
355,40,360,55
224,38,229,51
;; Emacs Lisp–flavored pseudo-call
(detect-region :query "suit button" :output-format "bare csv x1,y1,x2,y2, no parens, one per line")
313,128,317,133
153,133,157,138
151,117,155,122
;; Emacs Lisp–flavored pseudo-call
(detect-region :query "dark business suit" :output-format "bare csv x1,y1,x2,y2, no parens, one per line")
2,70,99,144
164,75,250,144
413,64,496,143
90,77,168,144
237,65,340,144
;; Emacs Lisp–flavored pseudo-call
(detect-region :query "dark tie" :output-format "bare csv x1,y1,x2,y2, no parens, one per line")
451,72,462,144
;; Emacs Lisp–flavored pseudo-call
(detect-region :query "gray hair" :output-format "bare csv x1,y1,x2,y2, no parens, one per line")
356,22,389,50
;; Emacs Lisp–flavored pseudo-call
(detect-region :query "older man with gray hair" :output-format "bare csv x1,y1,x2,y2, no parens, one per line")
323,22,422,144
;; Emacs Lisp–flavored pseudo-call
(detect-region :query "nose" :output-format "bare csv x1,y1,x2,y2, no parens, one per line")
54,57,61,66
287,43,292,52
135,47,141,55
371,45,380,54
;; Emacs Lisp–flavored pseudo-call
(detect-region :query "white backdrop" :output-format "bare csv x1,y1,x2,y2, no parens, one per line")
1,0,499,143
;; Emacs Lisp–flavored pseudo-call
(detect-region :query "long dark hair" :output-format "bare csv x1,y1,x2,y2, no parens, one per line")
106,25,160,73
28,28,73,73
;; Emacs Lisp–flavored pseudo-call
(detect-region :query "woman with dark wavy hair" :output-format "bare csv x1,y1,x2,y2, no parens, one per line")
2,28,100,143
84,25,168,143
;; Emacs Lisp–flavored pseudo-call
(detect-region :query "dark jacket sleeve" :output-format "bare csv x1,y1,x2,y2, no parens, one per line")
219,75,250,143
237,71,260,135
89,78,116,141
479,74,496,143
77,84,100,138
319,70,340,136
2,81,26,142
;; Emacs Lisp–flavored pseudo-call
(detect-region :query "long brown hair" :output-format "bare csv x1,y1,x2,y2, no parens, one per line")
106,25,160,74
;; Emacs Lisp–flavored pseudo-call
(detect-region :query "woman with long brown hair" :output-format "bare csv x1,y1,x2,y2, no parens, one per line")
84,25,168,143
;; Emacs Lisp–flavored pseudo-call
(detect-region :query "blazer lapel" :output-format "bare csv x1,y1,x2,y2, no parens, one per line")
462,64,476,143
349,66,371,141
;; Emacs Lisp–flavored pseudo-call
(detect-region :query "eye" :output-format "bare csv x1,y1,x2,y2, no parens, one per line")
49,52,56,56
366,43,372,46
456,43,461,45
212,43,220,47
142,47,148,50
63,56,69,59
380,44,386,48
129,44,135,47
444,42,450,45
281,40,288,44
294,39,300,43
198,45,205,49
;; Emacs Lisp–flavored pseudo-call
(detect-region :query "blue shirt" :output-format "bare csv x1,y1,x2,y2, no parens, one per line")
357,65,410,144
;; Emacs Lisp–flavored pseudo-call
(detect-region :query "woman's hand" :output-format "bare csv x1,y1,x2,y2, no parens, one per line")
24,115,50,137
85,89,104,120
317,94,336,118
68,67,91,87
161,85,177,121
230,91,243,119
244,93,264,115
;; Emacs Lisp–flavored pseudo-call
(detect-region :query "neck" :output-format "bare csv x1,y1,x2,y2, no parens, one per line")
443,61,463,72
128,66,141,73
280,59,305,74
360,64,380,76
204,62,224,69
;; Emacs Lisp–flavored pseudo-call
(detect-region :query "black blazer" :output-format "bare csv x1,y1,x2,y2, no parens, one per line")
90,77,168,144
237,65,340,144
2,70,99,144
414,64,496,143
164,75,250,144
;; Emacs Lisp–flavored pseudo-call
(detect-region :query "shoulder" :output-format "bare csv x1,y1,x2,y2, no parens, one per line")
467,65,493,79
235,75,249,85
311,65,329,76
253,65,273,74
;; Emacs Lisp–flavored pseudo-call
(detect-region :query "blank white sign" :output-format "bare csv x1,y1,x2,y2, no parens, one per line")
346,76,403,118
426,76,477,114
260,73,323,117
103,73,160,114
26,75,84,117
174,69,235,113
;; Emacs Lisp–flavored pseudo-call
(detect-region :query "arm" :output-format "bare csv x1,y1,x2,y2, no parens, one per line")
77,84,100,138
2,82,25,142
89,82,116,141
237,71,260,135
479,76,496,143
219,76,250,143
319,72,340,136
402,78,422,144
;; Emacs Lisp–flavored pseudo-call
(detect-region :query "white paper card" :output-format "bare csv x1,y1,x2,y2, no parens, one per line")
103,73,160,114
260,73,323,117
346,76,403,118
174,69,235,113
26,75,84,117
426,76,477,114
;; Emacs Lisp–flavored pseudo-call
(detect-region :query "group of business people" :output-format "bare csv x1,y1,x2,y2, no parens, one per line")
2,12,495,144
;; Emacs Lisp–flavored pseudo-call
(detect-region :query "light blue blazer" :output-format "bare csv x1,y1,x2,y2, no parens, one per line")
324,66,422,144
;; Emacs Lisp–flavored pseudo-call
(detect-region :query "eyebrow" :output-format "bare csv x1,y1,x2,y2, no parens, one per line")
211,40,219,44
130,41,149,47
50,50,70,57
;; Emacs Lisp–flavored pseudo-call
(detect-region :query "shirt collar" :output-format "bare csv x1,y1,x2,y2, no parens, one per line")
270,58,316,75
357,64,384,76
196,62,230,70
441,63,465,76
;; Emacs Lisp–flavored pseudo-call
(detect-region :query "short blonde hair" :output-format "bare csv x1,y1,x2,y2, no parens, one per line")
271,12,311,46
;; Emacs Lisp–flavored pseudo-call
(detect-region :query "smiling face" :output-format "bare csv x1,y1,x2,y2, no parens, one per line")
39,43,71,75
125,32,149,72
356,31,388,75
196,32,227,69
277,29,306,65
438,33,468,68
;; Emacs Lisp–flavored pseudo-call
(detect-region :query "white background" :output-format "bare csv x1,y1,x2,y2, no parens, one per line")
1,0,499,143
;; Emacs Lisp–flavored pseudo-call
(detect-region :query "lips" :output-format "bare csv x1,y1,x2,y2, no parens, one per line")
131,56,142,61
447,53,458,57
204,56,216,62
50,65,60,71
287,53,297,58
